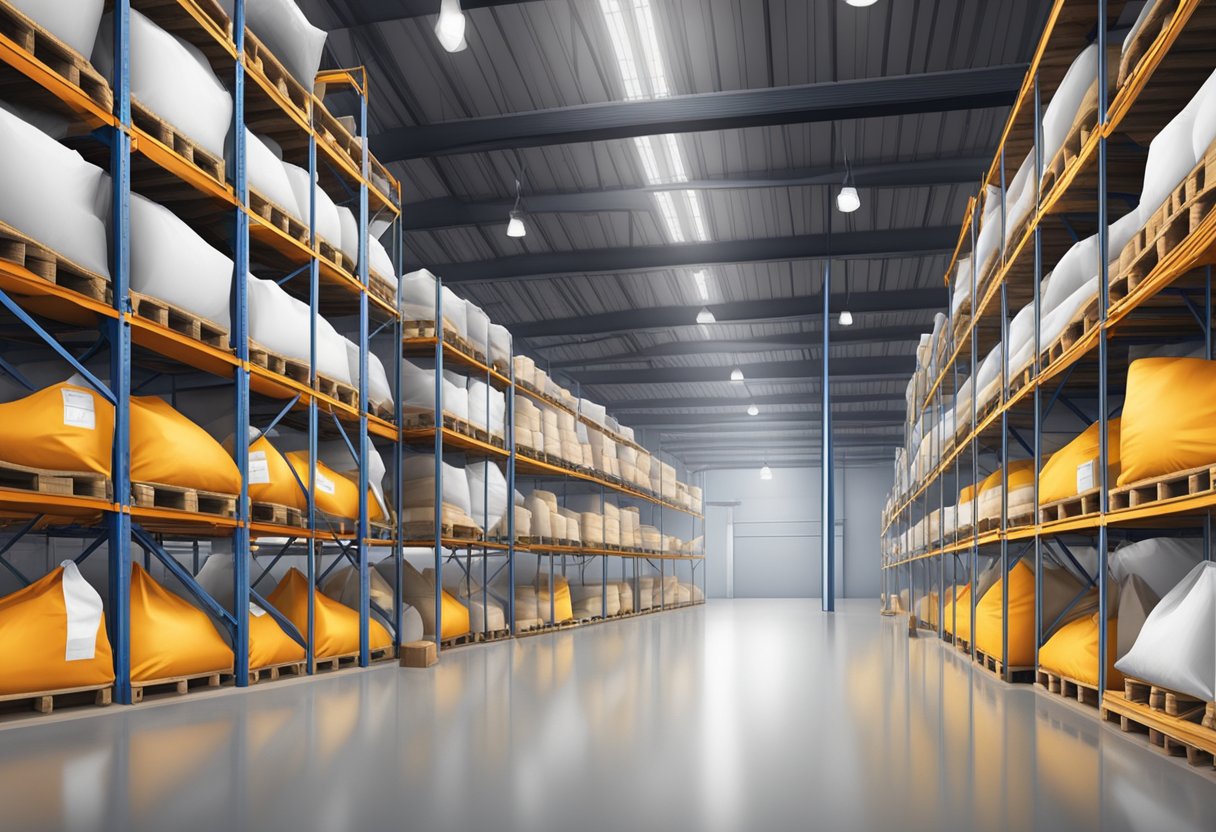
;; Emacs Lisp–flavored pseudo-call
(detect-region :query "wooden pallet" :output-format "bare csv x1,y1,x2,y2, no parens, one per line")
1040,79,1102,197
1037,669,1101,708
1117,0,1179,87
312,100,362,169
0,0,113,112
314,645,393,672
251,501,304,527
368,272,397,307
131,98,225,184
1101,678,1216,768
974,648,1035,683
316,374,358,409
135,0,233,46
402,520,482,542
248,342,311,385
1111,136,1216,303
402,321,439,340
1108,462,1216,511
0,683,111,715
132,482,238,518
0,459,109,499
1038,487,1102,523
0,219,109,300
248,189,308,244
976,512,1034,533
318,239,355,275
131,670,227,703
129,291,228,349
402,410,487,442
249,660,306,684
441,628,511,648
243,29,310,119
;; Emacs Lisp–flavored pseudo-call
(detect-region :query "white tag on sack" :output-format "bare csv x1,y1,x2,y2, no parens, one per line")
248,450,270,484
249,602,267,618
1076,460,1095,493
61,389,95,430
317,471,336,495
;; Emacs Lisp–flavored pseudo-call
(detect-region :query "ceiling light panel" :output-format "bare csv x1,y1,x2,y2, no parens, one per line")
600,0,647,100
631,0,670,97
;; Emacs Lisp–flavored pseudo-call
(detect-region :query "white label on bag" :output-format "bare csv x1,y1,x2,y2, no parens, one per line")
1076,460,1095,493
248,451,270,484
62,389,95,429
317,472,336,495
249,602,267,618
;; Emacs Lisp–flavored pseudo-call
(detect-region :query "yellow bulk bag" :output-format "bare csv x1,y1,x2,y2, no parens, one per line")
1038,612,1119,689
0,562,115,695
248,608,306,670
973,562,1036,665
267,568,391,658
1119,357,1216,485
942,584,972,638
400,561,469,640
284,452,360,520
0,382,113,475
958,483,975,503
246,435,306,511
1039,418,1120,504
129,396,241,493
536,572,574,623
130,563,234,681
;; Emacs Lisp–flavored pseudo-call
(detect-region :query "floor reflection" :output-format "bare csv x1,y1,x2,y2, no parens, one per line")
0,600,1213,831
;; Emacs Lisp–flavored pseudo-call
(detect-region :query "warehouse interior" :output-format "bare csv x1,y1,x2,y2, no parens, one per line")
1,0,1215,830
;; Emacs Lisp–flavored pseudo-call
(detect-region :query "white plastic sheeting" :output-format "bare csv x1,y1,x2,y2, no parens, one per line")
402,359,469,420
336,206,358,264
1042,46,1100,175
1115,562,1216,701
282,162,341,248
130,194,232,327
467,379,506,437
94,10,232,159
466,461,508,532
342,339,393,411
400,269,436,321
1109,537,1203,600
245,275,352,383
488,324,511,367
0,102,110,279
245,129,299,215
220,0,326,89
441,286,467,338
11,0,106,58
367,235,396,287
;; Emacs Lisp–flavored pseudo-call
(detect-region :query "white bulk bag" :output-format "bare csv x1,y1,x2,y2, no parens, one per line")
1042,46,1100,170
1109,537,1203,600
403,453,474,520
0,103,110,279
466,378,491,431
367,236,397,290
466,461,508,532
10,0,105,57
1115,562,1216,701
315,437,388,519
973,342,1003,411
1138,69,1216,220
444,575,506,632
402,360,465,419
282,162,341,247
335,206,359,265
1002,150,1037,250
524,493,552,537
401,269,437,321
489,324,511,367
342,339,394,411
130,194,232,326
94,10,232,160
441,287,468,339
950,255,973,321
465,301,490,355
220,0,326,89
245,275,351,383
1188,70,1216,160
246,130,298,216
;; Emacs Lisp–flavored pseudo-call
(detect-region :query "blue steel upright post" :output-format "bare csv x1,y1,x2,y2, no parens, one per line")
822,257,835,612
1096,0,1111,699
357,77,372,665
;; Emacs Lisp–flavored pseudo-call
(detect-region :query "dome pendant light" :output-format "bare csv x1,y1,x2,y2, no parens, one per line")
696,307,716,324
760,464,773,480
730,367,745,382
836,185,860,213
506,178,527,238
845,0,880,7
747,404,760,416
838,273,854,326
435,0,467,52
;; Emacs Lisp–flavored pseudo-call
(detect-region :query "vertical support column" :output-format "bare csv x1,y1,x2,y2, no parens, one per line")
998,146,1010,680
1032,73,1045,672
1096,0,1111,699
969,194,979,659
107,0,133,705
822,258,835,612
305,101,318,674
394,216,404,649
356,88,371,665
506,353,516,632
433,278,444,653
230,0,251,687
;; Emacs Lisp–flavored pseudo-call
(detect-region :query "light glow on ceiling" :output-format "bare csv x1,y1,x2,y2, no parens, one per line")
692,270,710,300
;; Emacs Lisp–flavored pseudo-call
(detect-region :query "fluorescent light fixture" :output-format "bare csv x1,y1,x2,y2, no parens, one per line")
634,136,663,182
601,0,646,99
839,309,854,326
760,465,773,480
654,191,686,242
845,0,879,6
685,189,710,240
730,367,744,382
507,210,526,238
747,404,760,416
663,134,688,181
836,186,861,213
692,270,710,300
435,0,467,52
696,307,716,324
632,0,670,97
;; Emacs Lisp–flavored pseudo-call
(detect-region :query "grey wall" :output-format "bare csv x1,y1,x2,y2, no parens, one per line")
702,464,891,599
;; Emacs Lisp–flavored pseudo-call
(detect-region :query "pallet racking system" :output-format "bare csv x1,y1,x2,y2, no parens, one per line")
880,0,1216,747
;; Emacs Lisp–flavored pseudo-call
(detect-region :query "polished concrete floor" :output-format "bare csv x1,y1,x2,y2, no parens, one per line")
2,599,1215,831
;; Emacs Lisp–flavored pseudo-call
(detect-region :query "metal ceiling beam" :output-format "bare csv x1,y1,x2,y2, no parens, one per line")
373,65,1026,160
401,157,988,230
512,289,946,339
424,226,957,283
606,392,905,411
545,327,923,369
628,410,906,427
574,357,915,386
333,0,535,28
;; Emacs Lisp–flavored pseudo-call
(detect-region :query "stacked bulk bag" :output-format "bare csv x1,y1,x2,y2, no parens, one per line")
1038,419,1120,505
0,561,114,695
465,461,508,533
488,324,511,371
616,581,635,613
245,130,300,220
973,561,1094,668
341,339,394,413
1109,537,1203,599
942,584,972,639
268,568,391,659
533,573,573,624
366,234,398,290
524,491,553,538
194,554,305,670
9,1,106,58
570,584,620,619
323,564,424,640
402,453,480,530
0,101,111,280
975,460,1035,526
1118,357,1216,485
464,300,490,357
1115,562,1216,701
0,381,113,476
387,558,468,640
246,275,352,384
220,0,327,90
130,564,234,681
445,575,505,633
467,379,506,440
282,161,342,250
94,10,232,161
130,396,242,495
